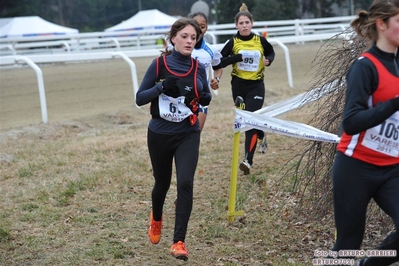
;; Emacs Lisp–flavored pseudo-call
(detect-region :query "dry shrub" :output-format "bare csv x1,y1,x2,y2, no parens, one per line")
280,29,394,240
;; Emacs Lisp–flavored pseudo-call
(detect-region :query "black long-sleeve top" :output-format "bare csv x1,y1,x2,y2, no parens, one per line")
136,49,210,134
342,44,399,135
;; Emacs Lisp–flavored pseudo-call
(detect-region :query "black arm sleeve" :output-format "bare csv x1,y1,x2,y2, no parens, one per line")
342,58,397,135
220,38,233,57
261,37,275,65
135,59,163,106
220,54,242,67
218,38,243,68
212,63,223,70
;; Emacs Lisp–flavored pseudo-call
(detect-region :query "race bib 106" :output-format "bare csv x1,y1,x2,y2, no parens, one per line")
362,112,399,157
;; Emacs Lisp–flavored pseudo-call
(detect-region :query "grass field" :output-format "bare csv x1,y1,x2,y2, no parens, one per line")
1,42,395,265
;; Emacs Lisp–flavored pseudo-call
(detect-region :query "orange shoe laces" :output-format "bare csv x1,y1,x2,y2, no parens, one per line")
150,220,162,235
174,241,187,252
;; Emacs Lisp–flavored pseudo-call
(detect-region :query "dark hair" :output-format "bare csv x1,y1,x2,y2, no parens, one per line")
234,3,253,24
189,12,208,24
162,18,202,56
350,0,399,41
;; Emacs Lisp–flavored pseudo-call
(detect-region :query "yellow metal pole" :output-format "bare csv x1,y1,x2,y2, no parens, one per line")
228,96,245,223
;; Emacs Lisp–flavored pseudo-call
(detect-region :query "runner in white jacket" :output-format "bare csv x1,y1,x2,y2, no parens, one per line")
189,12,223,131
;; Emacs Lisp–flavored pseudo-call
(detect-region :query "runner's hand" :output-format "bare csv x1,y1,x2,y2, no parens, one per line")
210,78,219,90
162,76,179,97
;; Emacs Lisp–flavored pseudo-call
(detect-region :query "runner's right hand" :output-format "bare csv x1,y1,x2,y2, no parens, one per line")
162,76,179,93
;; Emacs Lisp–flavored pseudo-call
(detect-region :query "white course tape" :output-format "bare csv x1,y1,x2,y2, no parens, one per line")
233,80,342,143
235,109,340,143
256,80,342,117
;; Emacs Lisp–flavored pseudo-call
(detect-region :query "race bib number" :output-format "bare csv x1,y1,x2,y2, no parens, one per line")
362,112,399,157
158,93,192,122
237,50,261,72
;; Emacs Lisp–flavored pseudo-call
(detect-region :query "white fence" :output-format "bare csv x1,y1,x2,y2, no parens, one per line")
207,16,353,41
0,29,168,56
0,16,354,56
0,16,354,124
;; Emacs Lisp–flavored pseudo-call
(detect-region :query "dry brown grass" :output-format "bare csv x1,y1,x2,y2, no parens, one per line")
1,42,394,265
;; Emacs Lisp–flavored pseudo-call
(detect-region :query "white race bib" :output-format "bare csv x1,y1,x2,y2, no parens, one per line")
158,93,192,122
237,50,261,72
362,112,399,157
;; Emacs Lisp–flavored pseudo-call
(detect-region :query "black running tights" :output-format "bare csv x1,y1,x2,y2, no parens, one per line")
231,79,265,165
332,151,399,266
147,129,200,243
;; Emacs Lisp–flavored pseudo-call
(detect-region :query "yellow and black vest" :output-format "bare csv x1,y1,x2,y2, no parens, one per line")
231,34,265,81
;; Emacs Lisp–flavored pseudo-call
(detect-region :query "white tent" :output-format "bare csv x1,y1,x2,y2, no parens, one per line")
105,9,178,32
0,16,79,38
0,18,12,29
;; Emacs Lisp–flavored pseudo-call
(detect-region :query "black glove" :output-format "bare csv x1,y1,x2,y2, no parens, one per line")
162,76,179,97
198,92,211,106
